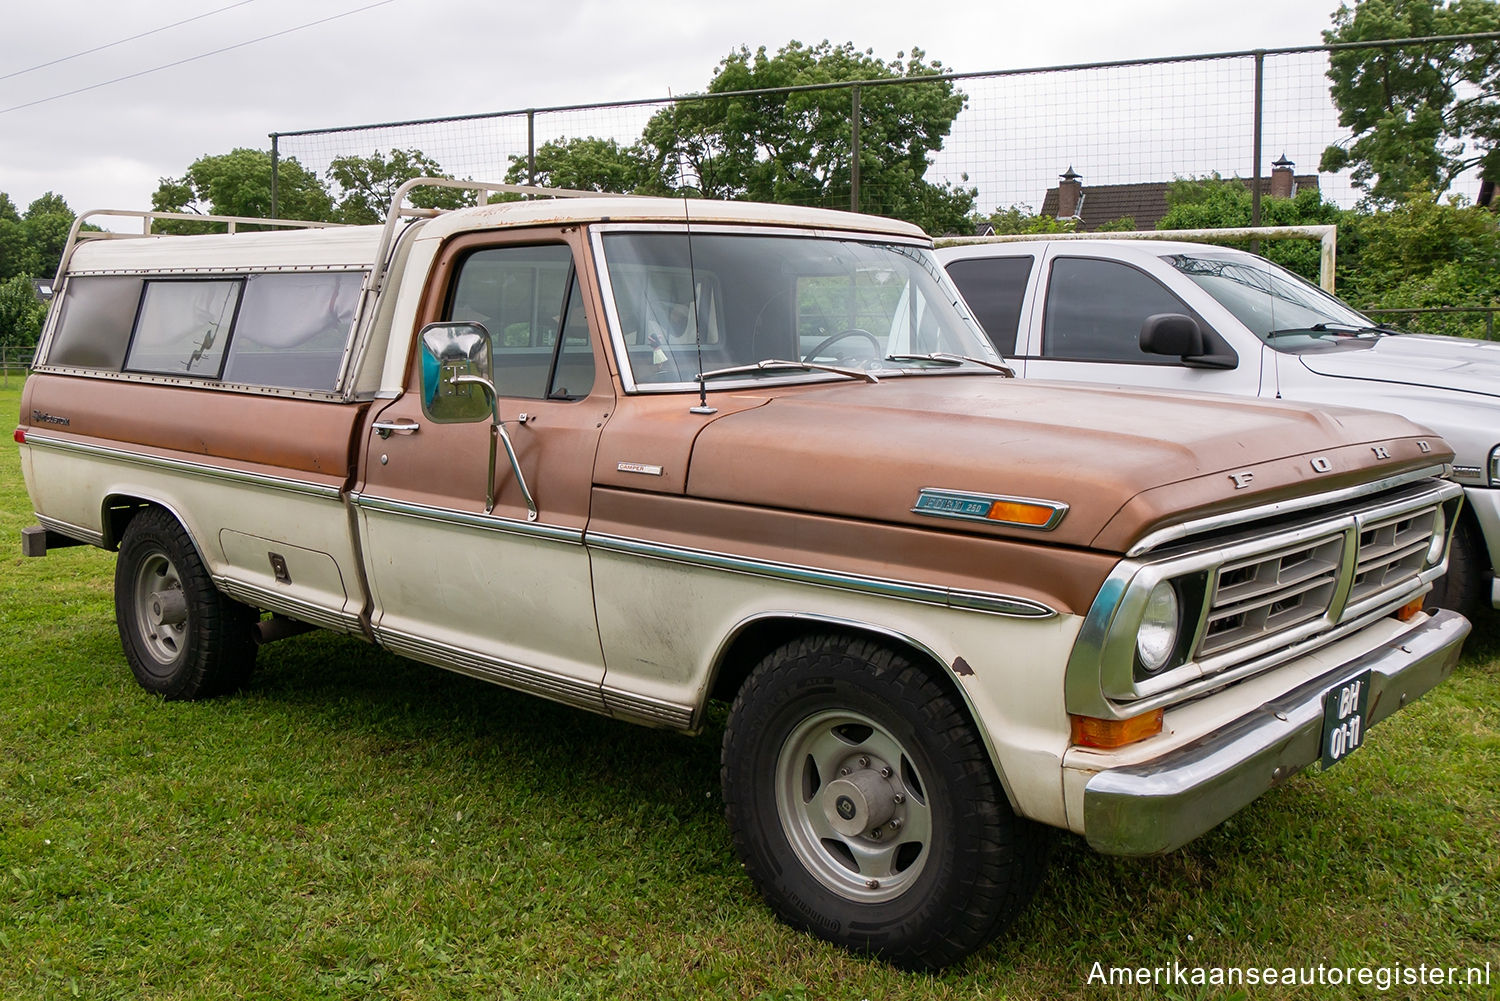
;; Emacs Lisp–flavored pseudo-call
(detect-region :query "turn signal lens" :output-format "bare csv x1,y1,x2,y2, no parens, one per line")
1070,709,1165,749
986,500,1058,528
1395,595,1425,622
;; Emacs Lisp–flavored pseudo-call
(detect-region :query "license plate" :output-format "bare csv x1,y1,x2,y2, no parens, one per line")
1321,671,1371,769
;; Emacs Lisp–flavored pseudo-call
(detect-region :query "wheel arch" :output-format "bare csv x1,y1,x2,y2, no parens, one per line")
704,611,1024,812
101,493,209,571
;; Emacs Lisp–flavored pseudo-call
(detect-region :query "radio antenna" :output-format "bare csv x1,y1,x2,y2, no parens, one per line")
685,196,715,415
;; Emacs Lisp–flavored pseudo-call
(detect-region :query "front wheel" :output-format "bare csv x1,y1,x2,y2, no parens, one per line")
1428,509,1490,621
720,633,1050,968
114,507,257,699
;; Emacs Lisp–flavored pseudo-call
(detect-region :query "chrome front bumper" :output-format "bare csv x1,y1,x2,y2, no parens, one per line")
1081,609,1470,856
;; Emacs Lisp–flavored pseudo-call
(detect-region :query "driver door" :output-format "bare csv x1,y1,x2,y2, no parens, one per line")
355,228,616,709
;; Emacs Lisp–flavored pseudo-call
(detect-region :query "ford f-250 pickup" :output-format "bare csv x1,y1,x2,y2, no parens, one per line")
17,181,1469,967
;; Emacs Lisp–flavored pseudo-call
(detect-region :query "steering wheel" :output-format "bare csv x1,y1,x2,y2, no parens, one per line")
803,328,881,364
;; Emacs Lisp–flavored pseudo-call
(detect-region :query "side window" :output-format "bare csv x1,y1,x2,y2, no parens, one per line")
221,272,363,390
446,244,594,401
1042,257,1191,363
945,256,1033,355
45,275,143,370
124,280,241,376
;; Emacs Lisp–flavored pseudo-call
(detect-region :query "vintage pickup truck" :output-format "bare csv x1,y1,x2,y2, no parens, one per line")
938,237,1500,620
18,182,1470,967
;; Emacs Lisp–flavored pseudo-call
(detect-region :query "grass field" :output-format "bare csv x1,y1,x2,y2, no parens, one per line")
1,383,1496,1000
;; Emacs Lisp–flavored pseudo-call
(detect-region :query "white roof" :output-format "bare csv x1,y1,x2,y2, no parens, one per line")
417,195,929,242
67,224,384,274
62,197,930,277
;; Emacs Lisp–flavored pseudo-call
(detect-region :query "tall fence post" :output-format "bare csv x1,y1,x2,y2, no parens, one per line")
1250,50,1264,254
850,84,861,213
270,134,280,220
527,110,536,189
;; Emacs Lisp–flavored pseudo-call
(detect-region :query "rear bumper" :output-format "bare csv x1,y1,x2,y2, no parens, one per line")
1081,609,1469,856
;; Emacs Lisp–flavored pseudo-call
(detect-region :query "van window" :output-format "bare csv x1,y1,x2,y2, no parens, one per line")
124,280,241,377
45,275,143,371
945,256,1033,355
221,272,362,390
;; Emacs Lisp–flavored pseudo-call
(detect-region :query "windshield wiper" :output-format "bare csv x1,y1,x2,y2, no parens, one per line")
695,359,881,384
885,352,1016,377
1267,322,1403,339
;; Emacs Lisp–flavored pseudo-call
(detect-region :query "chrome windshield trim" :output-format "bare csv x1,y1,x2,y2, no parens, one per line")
586,532,1056,618
352,493,583,545
1126,464,1453,556
23,433,343,499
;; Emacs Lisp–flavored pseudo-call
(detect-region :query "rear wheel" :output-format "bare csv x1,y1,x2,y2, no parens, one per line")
721,633,1050,969
114,507,257,699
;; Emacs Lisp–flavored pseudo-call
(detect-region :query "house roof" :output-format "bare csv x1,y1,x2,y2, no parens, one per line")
1040,174,1321,231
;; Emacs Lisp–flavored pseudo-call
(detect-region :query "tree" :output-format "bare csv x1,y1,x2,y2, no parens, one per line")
1320,0,1500,204
1157,175,1342,280
0,192,29,281
636,41,976,234
0,274,46,349
982,203,1079,235
503,137,654,194
151,148,333,232
1337,190,1500,335
327,148,476,224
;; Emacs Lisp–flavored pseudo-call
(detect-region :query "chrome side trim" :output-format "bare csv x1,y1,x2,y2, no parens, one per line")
352,493,583,545
35,514,105,548
376,625,606,714
23,434,343,499
25,367,350,402
1126,464,1452,556
586,532,1056,618
213,577,361,635
1080,609,1468,855
601,686,695,730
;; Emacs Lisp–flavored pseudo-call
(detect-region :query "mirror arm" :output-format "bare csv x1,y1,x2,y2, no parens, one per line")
452,374,539,521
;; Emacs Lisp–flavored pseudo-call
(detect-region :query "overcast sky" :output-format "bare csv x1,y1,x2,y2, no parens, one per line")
2,0,1350,222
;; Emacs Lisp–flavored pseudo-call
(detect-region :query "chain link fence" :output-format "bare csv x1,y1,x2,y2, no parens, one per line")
271,37,1496,226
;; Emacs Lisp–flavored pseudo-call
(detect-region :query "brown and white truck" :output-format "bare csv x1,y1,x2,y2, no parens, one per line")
17,181,1470,967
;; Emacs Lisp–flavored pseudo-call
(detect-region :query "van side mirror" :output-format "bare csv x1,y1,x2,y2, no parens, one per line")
419,322,494,422
1139,313,1238,370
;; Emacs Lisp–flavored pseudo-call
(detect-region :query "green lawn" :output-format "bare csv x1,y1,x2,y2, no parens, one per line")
1,383,1496,1000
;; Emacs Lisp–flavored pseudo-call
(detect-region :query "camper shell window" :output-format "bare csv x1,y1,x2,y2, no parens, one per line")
42,269,367,395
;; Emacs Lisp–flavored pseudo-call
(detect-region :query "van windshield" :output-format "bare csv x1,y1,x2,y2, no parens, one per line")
1166,253,1375,346
599,231,1001,389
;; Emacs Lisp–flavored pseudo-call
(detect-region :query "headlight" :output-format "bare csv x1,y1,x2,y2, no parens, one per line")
1135,580,1181,674
1490,444,1500,485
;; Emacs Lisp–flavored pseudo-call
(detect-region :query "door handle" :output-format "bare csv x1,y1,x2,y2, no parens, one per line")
372,419,421,438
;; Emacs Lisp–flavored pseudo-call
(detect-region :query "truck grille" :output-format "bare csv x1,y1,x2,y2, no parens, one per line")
1081,474,1464,716
1190,490,1448,676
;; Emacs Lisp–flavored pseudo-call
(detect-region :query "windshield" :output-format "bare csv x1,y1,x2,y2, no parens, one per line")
1167,253,1373,344
599,230,1001,389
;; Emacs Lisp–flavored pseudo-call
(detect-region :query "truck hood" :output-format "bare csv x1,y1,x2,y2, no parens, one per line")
1294,333,1500,400
685,377,1449,553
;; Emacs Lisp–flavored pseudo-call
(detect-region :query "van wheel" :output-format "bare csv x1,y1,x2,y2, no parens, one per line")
720,633,1050,969
114,508,256,699
1428,510,1489,621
